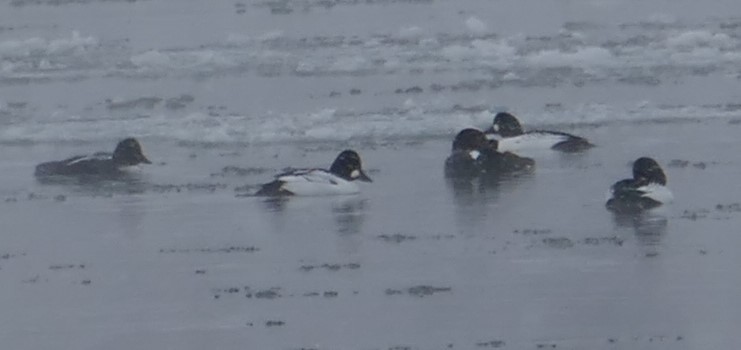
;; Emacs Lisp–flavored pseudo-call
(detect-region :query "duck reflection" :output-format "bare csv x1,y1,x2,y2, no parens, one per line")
116,197,148,239
446,171,528,201
260,196,290,212
331,197,368,235
445,128,534,223
259,195,367,236
611,210,669,246
36,173,148,197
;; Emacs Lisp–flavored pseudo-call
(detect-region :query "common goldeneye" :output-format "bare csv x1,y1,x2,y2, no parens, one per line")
255,150,372,196
485,112,594,153
606,157,673,212
34,138,152,177
444,128,534,178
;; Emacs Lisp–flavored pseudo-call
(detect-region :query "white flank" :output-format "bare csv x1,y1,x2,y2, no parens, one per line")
637,183,674,204
496,132,569,153
65,153,111,166
278,170,360,196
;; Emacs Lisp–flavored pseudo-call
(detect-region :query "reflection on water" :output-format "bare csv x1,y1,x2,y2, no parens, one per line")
557,151,593,165
447,172,532,201
260,196,290,212
446,176,499,206
259,195,368,236
117,197,147,239
331,197,367,235
611,210,669,246
446,172,532,229
36,174,151,238
259,196,292,235
35,173,148,197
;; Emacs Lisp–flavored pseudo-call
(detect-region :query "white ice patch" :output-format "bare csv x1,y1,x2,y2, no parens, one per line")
329,55,369,73
465,17,488,35
130,50,172,68
398,26,425,41
647,13,677,25
130,50,233,72
502,72,519,81
526,46,615,68
441,39,516,65
0,31,97,59
225,33,252,45
258,31,284,42
0,100,738,145
666,30,734,50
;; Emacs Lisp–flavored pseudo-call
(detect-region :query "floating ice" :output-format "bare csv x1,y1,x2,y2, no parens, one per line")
465,16,488,35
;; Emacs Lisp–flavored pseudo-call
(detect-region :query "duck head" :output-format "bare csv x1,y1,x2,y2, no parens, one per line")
487,112,524,137
632,157,666,185
330,150,372,182
113,138,152,166
452,128,490,152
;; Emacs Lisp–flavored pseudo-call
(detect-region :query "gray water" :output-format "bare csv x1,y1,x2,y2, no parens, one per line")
2,0,741,349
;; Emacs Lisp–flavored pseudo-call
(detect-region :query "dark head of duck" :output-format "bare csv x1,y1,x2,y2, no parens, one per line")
452,128,494,152
113,138,152,166
487,112,524,137
330,150,372,182
632,157,666,185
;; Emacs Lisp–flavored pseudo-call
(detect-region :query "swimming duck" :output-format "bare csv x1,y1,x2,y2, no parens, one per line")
34,138,152,177
256,150,372,196
485,112,594,153
445,128,534,178
606,157,673,212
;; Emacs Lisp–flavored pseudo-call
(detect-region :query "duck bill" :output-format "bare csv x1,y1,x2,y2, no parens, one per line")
358,170,372,182
139,154,152,164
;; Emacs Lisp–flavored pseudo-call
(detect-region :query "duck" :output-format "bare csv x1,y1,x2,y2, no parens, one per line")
606,157,673,212
34,138,152,177
444,128,534,178
485,112,594,153
255,150,372,196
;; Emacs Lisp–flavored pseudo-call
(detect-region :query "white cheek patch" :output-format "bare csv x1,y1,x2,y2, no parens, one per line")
350,170,360,178
468,150,481,160
493,124,499,132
